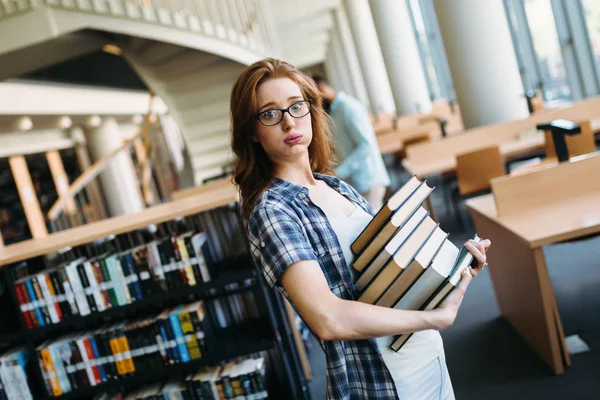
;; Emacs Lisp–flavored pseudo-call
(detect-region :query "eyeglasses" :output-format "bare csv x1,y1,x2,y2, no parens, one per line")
255,100,312,126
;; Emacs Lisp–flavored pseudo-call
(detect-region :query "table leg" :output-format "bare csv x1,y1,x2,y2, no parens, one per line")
470,209,566,374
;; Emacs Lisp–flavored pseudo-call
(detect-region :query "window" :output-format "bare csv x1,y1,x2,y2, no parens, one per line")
582,0,600,70
524,0,571,102
504,0,600,103
406,0,455,101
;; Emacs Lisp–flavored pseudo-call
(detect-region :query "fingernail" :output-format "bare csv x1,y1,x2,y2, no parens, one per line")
465,242,473,249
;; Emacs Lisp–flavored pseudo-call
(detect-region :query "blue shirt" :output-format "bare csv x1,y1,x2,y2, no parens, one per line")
248,173,398,400
329,91,391,194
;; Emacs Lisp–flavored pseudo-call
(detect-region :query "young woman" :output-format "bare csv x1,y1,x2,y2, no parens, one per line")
230,58,491,400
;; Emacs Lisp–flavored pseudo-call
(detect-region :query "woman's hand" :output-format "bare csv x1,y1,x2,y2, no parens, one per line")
433,238,492,330
465,238,491,277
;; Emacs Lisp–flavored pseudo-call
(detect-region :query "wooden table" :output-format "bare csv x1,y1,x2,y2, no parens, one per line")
376,126,431,155
466,153,600,374
402,96,600,178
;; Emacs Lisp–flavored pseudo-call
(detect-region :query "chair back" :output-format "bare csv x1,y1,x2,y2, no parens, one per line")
544,120,596,159
456,145,506,196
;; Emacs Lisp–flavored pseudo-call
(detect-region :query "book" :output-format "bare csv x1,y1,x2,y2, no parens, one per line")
389,235,481,351
355,207,429,292
353,180,434,272
351,176,421,255
358,216,437,305
376,226,448,308
350,174,483,352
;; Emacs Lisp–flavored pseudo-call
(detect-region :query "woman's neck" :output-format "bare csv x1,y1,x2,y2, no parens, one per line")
274,157,317,188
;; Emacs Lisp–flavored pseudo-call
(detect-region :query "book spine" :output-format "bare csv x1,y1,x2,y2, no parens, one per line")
125,253,145,300
161,315,180,364
169,309,191,363
66,264,91,316
44,274,64,323
84,261,105,312
76,338,98,387
31,276,52,325
91,262,108,310
36,274,60,324
69,340,90,388
76,264,97,314
179,311,202,360
49,343,71,394
108,331,126,377
49,271,70,320
24,278,45,327
58,268,80,317
40,348,62,396
14,281,35,329
118,327,135,374
178,238,197,286
88,337,108,383
171,236,189,287
100,259,119,308
60,341,79,391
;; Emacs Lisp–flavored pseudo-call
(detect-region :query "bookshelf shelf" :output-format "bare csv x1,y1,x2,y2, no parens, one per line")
47,355,212,400
43,319,276,400
215,320,276,361
0,183,238,267
23,263,257,344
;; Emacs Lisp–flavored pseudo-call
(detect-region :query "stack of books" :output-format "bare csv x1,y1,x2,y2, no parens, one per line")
351,176,481,351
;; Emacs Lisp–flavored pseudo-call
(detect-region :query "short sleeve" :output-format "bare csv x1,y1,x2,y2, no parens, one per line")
248,205,318,288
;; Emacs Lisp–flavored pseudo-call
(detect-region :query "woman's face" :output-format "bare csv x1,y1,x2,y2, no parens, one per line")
254,78,313,164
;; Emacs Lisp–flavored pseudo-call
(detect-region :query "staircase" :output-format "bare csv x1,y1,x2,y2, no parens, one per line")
0,0,278,185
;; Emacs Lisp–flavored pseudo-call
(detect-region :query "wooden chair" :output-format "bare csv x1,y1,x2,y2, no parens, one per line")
512,120,596,176
396,133,430,160
544,120,596,159
451,146,506,228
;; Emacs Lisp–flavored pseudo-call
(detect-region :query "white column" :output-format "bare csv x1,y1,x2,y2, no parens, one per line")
84,117,145,217
333,7,371,110
343,0,396,114
329,32,356,97
433,0,529,129
369,0,432,115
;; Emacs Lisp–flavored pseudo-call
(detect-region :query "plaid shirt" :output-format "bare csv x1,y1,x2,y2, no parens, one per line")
248,173,398,399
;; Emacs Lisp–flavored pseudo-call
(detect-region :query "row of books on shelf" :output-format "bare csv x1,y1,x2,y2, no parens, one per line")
0,347,32,400
12,231,215,329
94,356,268,400
38,300,208,397
10,206,248,330
351,176,481,351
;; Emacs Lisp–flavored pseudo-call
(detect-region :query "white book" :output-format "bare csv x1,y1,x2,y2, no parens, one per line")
393,240,459,311
83,261,105,312
65,264,90,316
76,335,97,387
36,273,60,324
355,207,428,292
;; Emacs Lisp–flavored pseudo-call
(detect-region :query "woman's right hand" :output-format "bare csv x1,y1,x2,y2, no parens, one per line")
433,268,473,330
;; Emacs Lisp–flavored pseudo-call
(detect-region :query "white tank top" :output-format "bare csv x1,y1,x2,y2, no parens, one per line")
327,204,444,381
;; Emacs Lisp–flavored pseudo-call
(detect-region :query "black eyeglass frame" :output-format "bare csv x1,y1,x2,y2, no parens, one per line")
255,100,312,126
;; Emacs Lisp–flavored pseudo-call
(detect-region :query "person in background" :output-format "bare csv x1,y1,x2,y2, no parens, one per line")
312,75,390,210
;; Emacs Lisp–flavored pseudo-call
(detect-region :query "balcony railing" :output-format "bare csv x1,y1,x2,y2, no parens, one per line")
41,0,275,54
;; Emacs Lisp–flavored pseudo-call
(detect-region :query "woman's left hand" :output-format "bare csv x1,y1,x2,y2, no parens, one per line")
465,239,491,277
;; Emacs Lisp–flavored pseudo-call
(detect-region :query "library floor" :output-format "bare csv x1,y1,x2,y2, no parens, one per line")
306,161,600,400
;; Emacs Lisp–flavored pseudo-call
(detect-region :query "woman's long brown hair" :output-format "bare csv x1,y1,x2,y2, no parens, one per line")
230,58,336,228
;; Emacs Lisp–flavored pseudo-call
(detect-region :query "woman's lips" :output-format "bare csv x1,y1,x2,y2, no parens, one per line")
284,133,303,145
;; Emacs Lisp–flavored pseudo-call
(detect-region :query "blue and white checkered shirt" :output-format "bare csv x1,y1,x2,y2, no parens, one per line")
248,173,398,399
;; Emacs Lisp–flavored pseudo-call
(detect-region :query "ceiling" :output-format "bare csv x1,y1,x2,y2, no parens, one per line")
270,0,341,69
